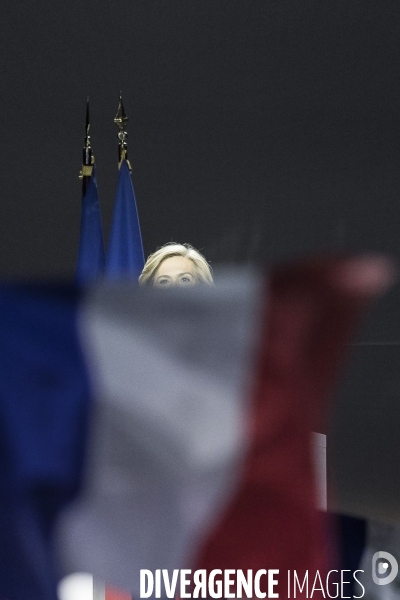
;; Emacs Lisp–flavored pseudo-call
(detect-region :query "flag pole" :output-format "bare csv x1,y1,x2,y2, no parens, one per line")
114,92,132,170
76,97,105,281
79,97,94,196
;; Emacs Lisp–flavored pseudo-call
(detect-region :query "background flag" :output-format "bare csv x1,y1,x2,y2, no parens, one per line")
105,160,145,279
76,166,105,282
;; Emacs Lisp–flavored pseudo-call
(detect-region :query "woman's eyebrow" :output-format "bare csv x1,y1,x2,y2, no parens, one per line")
178,272,194,277
156,274,171,280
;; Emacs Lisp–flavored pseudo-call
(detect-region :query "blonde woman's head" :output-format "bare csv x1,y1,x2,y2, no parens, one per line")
139,243,213,287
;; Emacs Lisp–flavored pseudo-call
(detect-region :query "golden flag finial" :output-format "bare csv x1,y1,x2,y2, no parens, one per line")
114,92,131,170
79,96,95,193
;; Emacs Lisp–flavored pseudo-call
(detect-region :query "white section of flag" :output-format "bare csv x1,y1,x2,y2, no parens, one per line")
57,573,93,600
55,270,264,597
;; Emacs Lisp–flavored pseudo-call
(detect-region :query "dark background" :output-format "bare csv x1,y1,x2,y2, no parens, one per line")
1,0,400,519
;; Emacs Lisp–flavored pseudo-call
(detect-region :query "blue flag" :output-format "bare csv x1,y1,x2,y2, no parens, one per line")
75,166,105,282
105,160,145,279
0,284,91,600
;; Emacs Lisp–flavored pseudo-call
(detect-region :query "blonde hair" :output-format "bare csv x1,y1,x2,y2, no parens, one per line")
139,243,213,286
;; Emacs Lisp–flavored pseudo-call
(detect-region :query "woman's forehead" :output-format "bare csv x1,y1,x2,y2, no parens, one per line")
156,255,195,276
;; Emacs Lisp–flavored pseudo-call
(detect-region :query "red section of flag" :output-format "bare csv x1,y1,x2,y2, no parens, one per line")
195,258,390,599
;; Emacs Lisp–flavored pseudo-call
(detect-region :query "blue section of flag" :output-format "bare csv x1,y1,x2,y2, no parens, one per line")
76,165,105,282
106,160,145,280
0,284,91,600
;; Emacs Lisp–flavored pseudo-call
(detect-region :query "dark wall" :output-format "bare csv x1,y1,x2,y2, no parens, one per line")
1,1,399,275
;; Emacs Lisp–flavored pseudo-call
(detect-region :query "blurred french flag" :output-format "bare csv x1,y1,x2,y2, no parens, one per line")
0,258,392,600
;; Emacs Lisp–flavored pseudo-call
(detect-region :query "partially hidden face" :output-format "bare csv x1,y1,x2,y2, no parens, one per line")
153,256,197,288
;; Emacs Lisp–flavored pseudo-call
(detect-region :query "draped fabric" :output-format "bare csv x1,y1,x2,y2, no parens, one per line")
0,257,391,600
76,167,105,283
105,160,145,280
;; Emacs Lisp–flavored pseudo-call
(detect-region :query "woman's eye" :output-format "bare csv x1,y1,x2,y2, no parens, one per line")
181,277,191,283
159,279,169,285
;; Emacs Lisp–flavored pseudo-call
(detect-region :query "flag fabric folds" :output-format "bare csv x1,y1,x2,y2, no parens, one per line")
0,284,91,600
0,258,392,600
105,160,145,279
76,166,106,282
